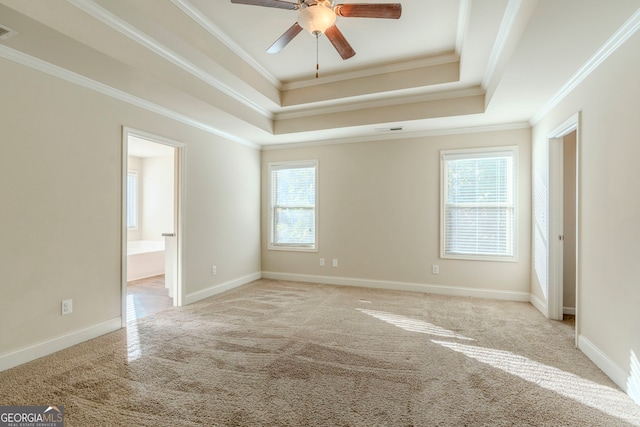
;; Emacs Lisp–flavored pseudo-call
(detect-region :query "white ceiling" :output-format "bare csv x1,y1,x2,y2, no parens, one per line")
128,135,175,158
195,0,462,83
1,0,639,148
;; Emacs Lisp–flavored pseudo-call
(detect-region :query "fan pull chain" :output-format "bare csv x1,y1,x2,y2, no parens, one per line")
315,32,319,79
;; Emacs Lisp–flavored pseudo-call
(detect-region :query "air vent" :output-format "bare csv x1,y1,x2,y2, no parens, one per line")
0,24,17,40
375,126,404,132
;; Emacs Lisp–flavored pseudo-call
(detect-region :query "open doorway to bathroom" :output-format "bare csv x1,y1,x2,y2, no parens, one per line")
122,128,184,325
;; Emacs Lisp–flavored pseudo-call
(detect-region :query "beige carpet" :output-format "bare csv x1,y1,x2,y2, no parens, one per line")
1,279,639,426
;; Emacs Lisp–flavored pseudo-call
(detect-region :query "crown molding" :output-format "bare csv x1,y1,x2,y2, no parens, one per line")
455,0,470,55
0,23,18,40
547,112,580,139
170,0,281,88
482,0,523,90
282,52,459,91
275,86,484,121
66,0,273,119
530,7,640,126
0,45,260,150
261,122,530,151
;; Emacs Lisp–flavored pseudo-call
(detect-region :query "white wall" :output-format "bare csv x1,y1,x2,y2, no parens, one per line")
262,129,531,299
127,155,143,242
531,30,640,399
0,57,261,368
141,155,174,242
126,154,175,243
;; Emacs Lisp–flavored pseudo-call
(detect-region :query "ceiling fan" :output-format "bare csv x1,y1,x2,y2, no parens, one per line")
230,0,402,61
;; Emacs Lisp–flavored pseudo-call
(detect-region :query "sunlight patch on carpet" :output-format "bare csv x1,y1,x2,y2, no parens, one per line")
126,294,142,362
357,308,474,341
433,340,640,425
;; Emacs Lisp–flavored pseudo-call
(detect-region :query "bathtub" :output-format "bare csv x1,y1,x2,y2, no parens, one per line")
127,240,165,281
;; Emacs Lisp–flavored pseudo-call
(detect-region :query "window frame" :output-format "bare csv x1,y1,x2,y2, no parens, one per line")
268,160,318,252
440,146,518,262
126,170,139,230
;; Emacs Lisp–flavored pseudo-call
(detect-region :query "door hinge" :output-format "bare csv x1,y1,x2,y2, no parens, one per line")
559,235,565,241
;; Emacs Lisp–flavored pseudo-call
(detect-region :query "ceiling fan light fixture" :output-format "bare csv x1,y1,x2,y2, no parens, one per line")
297,5,336,35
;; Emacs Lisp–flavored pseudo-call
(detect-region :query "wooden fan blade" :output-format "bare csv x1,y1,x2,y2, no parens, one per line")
230,0,299,10
334,3,402,19
324,25,355,60
267,23,303,54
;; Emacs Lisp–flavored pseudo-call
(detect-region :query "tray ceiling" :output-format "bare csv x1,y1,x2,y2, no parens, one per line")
1,0,638,147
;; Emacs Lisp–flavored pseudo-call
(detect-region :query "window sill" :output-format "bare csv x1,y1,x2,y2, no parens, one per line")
441,254,518,263
268,245,317,253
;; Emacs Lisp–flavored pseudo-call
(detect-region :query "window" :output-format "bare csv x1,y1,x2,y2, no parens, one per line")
441,147,517,260
127,171,139,229
269,161,317,251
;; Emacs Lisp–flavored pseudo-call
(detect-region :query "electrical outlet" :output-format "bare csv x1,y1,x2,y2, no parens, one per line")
320,258,325,267
432,264,439,275
62,299,73,315
211,266,217,275
332,259,338,268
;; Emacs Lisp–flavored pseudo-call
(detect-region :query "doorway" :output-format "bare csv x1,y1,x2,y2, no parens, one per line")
122,128,185,327
547,113,580,344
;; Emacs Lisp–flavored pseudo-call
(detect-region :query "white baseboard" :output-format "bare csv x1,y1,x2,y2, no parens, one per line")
184,272,261,305
578,335,629,394
529,293,547,316
0,271,262,372
261,271,531,302
0,317,122,373
563,306,576,315
629,351,640,405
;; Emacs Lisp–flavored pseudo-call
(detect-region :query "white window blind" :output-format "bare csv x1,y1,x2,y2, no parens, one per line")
127,171,138,229
269,161,317,250
441,148,516,260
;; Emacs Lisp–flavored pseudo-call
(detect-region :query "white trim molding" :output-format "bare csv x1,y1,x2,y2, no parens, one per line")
262,122,531,151
66,0,273,119
482,0,524,89
578,335,630,395
184,272,262,305
547,112,581,138
282,53,459,91
531,7,640,125
629,350,640,405
0,45,259,149
261,272,531,302
0,317,121,372
170,0,280,88
455,0,470,55
275,85,480,121
530,293,547,316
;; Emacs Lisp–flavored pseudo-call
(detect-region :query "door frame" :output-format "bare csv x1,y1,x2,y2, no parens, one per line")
547,112,580,344
121,127,186,327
